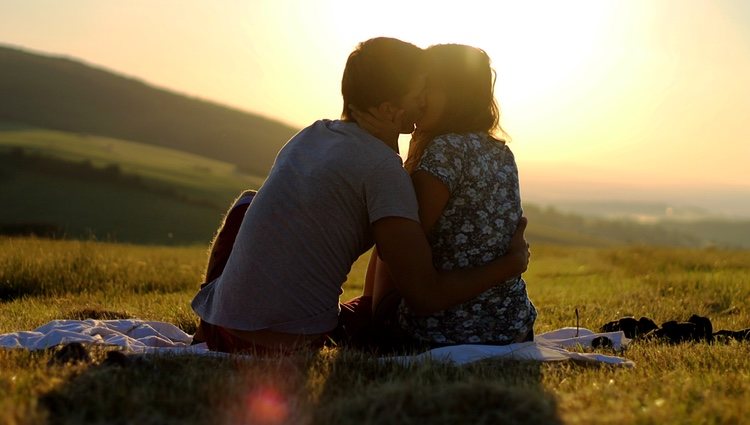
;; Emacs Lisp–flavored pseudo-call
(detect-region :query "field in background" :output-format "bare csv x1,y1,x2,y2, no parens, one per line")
0,126,265,245
0,125,264,201
0,45,298,177
1,237,749,424
3,123,749,249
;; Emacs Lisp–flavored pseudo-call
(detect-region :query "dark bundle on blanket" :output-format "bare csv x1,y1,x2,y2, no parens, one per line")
47,342,134,367
47,342,91,366
600,314,750,344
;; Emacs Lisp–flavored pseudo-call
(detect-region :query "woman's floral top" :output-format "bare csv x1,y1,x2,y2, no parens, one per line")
398,132,537,345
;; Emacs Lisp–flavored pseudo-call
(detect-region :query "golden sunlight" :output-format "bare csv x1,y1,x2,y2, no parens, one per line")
321,1,625,162
2,0,746,196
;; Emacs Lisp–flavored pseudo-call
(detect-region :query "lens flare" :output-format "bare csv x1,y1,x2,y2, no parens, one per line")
241,386,289,425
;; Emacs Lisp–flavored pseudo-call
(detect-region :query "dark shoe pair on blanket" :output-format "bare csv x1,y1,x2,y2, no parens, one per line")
600,315,750,344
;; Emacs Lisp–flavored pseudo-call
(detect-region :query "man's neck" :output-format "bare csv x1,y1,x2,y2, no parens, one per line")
346,119,400,153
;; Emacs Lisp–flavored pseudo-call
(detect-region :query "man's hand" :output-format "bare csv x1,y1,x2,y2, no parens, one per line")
349,105,404,149
507,217,530,275
373,216,532,316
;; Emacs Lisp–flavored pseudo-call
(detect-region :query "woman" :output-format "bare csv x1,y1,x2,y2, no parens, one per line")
365,44,537,346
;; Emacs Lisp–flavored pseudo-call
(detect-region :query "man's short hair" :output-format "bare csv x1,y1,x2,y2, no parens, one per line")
341,37,423,120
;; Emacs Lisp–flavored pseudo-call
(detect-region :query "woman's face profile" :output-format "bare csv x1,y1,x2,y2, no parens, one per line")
416,80,447,132
396,74,428,133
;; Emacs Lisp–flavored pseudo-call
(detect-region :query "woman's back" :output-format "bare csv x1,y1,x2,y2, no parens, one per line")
398,132,536,345
422,132,521,269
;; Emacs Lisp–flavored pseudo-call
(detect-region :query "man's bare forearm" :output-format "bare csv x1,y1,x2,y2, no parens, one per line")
374,216,530,316
405,218,530,315
408,250,526,315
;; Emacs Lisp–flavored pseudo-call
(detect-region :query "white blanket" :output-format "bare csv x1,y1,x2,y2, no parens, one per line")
0,320,633,367
0,319,206,355
386,327,633,367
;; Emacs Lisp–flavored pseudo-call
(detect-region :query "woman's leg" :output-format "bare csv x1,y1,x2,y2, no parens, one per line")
362,249,424,353
369,250,399,313
332,296,373,348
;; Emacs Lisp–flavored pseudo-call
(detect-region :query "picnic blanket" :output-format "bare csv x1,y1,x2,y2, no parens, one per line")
0,320,634,367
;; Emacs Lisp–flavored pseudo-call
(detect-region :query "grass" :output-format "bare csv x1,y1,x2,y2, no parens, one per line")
0,127,265,245
1,237,749,424
0,127,264,203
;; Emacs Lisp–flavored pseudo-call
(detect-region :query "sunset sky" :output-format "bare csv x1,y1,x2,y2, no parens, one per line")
1,0,748,214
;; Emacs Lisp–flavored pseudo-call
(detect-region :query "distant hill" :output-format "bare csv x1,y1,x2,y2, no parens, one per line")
0,45,299,176
524,204,750,249
2,128,746,247
0,127,262,245
549,200,713,222
1,125,746,247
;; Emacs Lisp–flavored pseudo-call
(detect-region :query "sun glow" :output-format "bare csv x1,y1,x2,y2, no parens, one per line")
1,0,748,203
311,1,750,189
320,1,622,160
324,2,618,108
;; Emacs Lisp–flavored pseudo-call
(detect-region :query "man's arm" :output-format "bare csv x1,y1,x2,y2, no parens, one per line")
372,216,529,316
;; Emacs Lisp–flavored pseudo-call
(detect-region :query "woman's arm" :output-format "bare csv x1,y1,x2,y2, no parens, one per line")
411,169,529,287
411,170,451,234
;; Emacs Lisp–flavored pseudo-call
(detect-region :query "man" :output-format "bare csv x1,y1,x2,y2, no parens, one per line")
191,37,529,352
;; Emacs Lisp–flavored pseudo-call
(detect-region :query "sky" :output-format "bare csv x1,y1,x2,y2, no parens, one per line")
1,0,749,215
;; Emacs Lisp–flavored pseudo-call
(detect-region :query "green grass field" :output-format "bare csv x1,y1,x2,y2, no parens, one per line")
0,126,265,202
4,124,749,249
0,126,266,245
1,237,748,424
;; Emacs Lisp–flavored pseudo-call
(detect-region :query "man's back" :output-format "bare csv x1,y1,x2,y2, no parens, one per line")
191,120,418,335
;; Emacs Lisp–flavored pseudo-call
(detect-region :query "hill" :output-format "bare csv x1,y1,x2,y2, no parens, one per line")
0,127,262,245
523,204,750,249
2,124,747,248
0,45,299,176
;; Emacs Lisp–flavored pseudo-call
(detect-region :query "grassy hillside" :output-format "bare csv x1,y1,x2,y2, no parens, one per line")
0,45,299,176
0,126,263,245
1,238,749,424
2,124,746,248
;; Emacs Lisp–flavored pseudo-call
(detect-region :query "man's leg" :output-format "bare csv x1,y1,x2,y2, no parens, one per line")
203,190,257,284
203,322,327,354
193,190,256,345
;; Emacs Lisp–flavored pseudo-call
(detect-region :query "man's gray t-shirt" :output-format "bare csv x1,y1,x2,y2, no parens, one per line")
191,120,419,334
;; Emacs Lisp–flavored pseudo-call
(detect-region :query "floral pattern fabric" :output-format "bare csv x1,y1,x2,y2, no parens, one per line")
398,132,537,345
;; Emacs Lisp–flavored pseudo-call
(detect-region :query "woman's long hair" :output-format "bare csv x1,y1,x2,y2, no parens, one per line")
404,44,507,173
